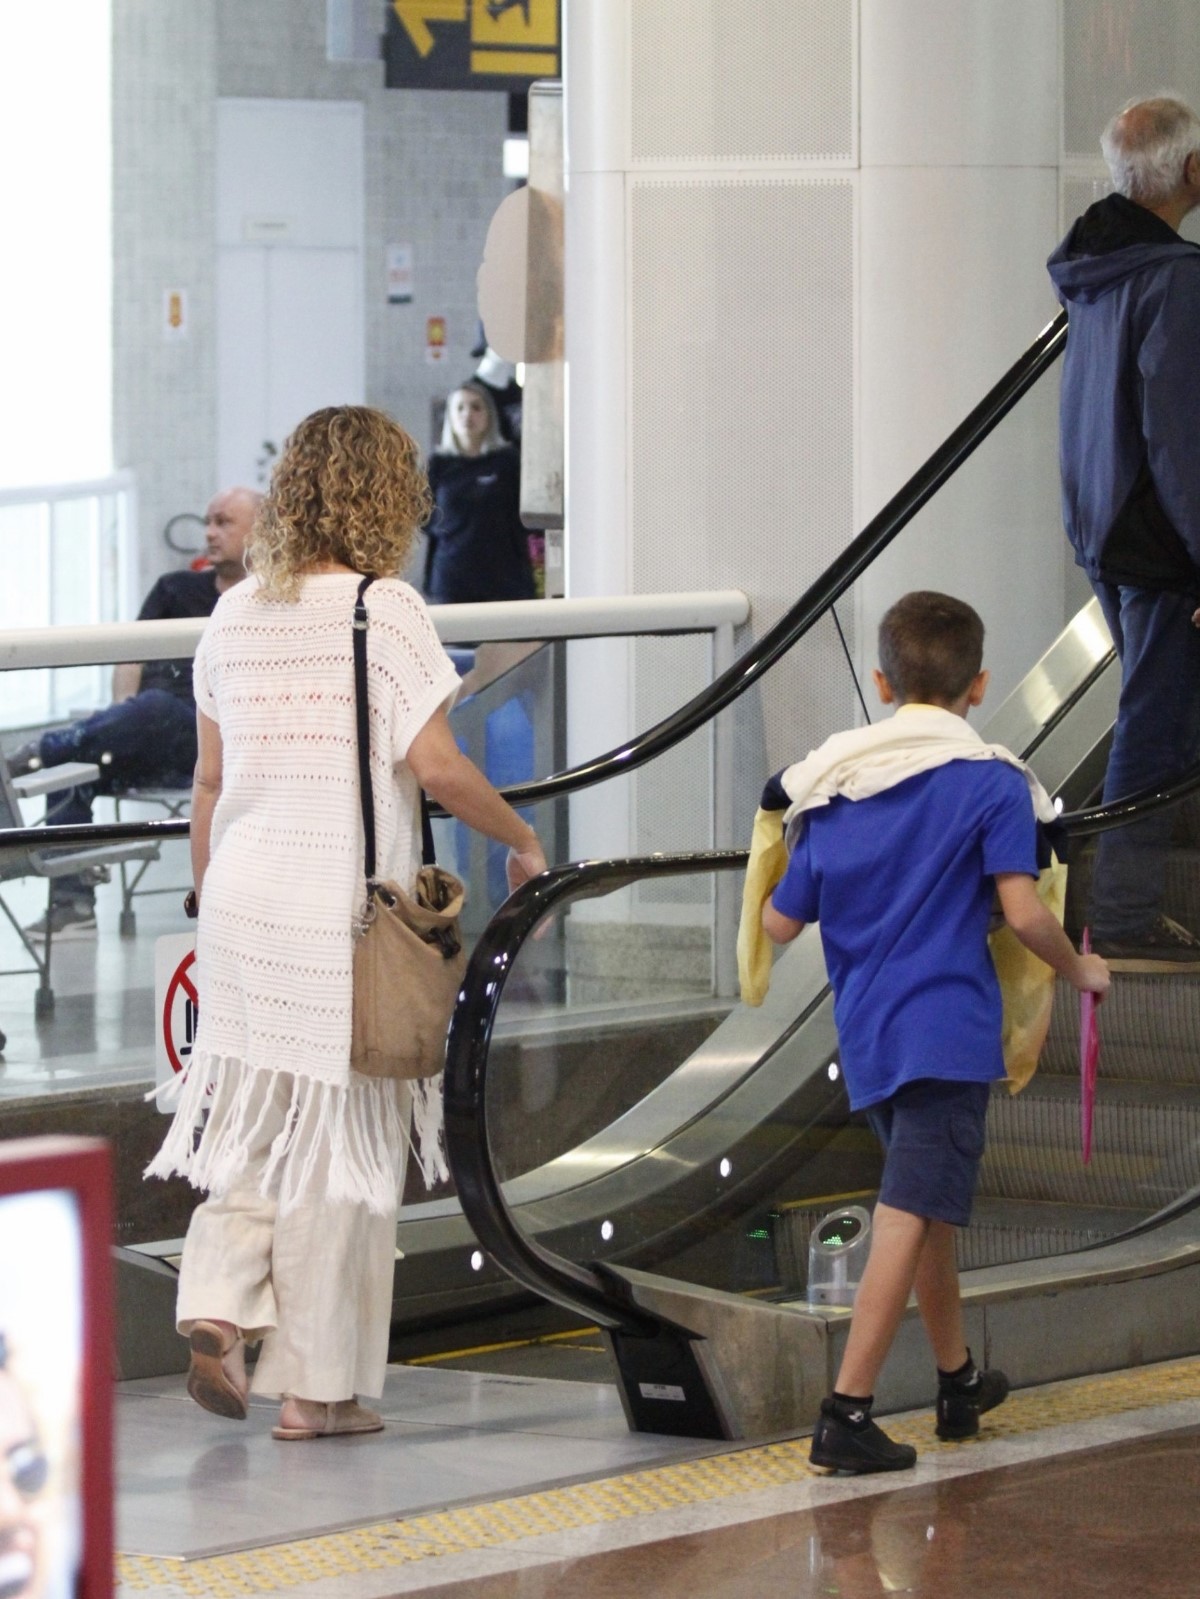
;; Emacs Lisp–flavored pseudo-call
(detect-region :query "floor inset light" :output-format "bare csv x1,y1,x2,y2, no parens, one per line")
470,1251,484,1271
600,1220,614,1242
827,1061,840,1081
719,1158,732,1178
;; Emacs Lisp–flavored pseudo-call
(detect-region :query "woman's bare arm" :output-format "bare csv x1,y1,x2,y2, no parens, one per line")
406,706,547,890
190,711,223,901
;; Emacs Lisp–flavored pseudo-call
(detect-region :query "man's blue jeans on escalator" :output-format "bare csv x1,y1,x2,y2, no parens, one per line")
1089,582,1200,940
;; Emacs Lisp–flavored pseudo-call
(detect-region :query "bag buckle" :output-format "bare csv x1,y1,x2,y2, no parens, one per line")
428,927,462,961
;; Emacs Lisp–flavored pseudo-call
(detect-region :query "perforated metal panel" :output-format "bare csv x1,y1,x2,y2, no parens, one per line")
629,0,856,166
1059,170,1111,233
627,176,858,866
1061,0,1200,160
631,634,712,908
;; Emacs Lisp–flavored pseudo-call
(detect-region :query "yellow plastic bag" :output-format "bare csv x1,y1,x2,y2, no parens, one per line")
737,806,789,1006
989,856,1069,1094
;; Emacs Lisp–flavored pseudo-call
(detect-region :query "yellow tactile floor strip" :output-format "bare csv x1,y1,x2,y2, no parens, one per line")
116,1357,1200,1596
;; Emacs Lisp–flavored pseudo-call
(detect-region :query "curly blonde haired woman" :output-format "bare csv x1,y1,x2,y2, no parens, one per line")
148,406,546,1441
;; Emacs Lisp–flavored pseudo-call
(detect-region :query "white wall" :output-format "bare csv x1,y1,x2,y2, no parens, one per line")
0,1,112,488
562,0,1146,868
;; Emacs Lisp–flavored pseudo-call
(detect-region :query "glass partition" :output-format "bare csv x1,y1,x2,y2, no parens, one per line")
0,609,746,1247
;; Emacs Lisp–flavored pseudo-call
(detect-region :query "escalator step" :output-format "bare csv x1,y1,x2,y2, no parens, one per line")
1066,845,1200,943
958,1197,1149,1272
981,1077,1200,1210
1041,972,1200,1080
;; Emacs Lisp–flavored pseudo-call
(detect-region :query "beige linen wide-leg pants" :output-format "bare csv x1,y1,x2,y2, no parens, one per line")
175,1065,409,1402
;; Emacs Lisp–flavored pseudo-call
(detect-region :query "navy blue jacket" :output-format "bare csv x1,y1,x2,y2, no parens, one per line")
424,447,535,605
1047,195,1200,594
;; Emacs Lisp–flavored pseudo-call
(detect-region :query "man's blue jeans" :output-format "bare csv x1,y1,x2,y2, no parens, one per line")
1089,582,1200,939
38,689,195,904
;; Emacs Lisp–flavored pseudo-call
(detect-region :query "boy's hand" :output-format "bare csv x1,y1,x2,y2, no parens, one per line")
1071,951,1110,999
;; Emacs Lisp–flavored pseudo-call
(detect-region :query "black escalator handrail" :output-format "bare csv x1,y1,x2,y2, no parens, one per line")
442,849,747,1336
18,709,1200,862
10,707,1200,864
0,312,1067,853
0,816,190,850
443,753,1200,1340
483,309,1069,811
1060,756,1200,835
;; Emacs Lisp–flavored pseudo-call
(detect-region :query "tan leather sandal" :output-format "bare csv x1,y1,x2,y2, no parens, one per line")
186,1321,248,1420
271,1398,384,1441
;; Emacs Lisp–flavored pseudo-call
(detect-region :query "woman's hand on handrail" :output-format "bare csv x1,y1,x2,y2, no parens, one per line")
506,841,548,893
408,706,547,883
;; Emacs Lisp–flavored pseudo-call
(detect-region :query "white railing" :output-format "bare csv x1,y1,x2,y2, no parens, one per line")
0,589,751,995
0,590,749,670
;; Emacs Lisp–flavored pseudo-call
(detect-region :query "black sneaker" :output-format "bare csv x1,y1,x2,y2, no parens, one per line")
809,1398,917,1473
23,900,97,940
1091,915,1200,973
936,1366,1010,1440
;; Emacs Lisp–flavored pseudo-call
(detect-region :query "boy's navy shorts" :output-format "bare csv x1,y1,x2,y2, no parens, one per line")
864,1078,992,1227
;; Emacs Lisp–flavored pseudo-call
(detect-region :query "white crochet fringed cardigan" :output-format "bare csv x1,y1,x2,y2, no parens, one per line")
146,574,461,1214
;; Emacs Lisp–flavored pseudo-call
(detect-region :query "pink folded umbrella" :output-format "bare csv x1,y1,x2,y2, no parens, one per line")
1080,928,1099,1165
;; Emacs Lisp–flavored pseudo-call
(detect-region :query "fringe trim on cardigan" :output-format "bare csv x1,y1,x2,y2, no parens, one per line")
145,1053,449,1215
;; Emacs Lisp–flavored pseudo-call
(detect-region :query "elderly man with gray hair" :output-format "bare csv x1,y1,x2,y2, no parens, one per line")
1048,94,1200,968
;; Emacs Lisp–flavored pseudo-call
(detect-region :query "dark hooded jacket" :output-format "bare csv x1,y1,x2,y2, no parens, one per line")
1047,194,1200,594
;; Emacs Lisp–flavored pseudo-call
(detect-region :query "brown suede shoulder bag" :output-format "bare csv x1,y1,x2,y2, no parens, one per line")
349,576,466,1080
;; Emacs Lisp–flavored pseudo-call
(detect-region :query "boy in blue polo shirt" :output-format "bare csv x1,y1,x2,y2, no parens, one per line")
763,592,1109,1473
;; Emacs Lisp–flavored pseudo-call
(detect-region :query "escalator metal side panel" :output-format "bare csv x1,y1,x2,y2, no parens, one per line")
982,595,1112,756
1020,659,1120,804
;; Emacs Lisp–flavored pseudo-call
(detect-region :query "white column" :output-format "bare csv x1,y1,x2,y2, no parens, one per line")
564,0,635,873
857,0,1064,708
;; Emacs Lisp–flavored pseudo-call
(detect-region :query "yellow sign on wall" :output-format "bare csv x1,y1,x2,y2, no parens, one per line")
386,1,560,91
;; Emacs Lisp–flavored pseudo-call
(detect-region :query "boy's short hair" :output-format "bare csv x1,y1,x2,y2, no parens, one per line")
878,591,984,704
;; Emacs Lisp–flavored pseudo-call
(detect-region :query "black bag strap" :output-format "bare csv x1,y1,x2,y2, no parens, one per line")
352,576,378,882
353,575,436,883
420,792,436,866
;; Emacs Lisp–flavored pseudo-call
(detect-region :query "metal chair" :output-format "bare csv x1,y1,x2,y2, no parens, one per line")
0,760,159,1017
112,784,191,938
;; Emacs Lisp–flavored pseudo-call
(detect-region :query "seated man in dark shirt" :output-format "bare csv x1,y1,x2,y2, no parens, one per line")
13,487,259,937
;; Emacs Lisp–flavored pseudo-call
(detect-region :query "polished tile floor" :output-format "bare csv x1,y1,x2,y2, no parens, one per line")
116,1358,1200,1599
411,1422,1200,1598
117,1362,720,1560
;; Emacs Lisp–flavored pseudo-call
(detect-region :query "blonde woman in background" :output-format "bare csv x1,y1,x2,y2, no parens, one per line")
423,381,537,604
148,405,547,1441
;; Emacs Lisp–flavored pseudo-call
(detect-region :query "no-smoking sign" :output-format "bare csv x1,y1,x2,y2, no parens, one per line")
155,933,200,1107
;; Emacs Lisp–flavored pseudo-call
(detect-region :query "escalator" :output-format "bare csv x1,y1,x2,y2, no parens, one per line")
415,303,1200,1430
435,592,1200,1435
396,592,1176,1286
